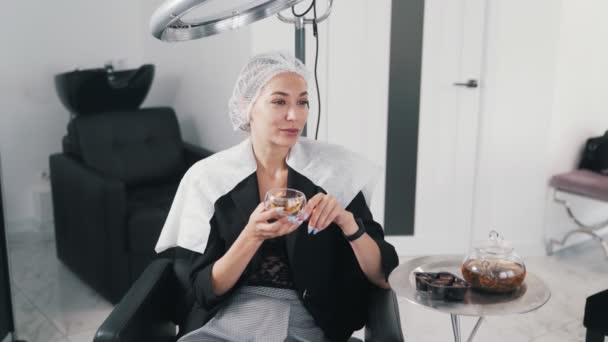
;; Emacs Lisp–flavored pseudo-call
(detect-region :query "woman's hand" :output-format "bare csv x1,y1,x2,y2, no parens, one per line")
243,203,304,242
303,193,356,234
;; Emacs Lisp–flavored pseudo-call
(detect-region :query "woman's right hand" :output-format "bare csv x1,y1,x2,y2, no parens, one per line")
243,203,304,242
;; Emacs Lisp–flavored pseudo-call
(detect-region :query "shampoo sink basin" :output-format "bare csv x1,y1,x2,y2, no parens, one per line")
54,64,155,115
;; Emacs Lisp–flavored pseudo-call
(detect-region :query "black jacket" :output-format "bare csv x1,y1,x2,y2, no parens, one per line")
185,166,399,341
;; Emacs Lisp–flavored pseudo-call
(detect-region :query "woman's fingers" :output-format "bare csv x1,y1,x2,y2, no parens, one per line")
257,206,286,222
319,203,342,229
309,195,332,229
258,217,287,230
249,202,308,240
278,220,302,236
254,192,355,239
302,193,324,217
257,216,302,239
258,217,293,232
314,195,339,229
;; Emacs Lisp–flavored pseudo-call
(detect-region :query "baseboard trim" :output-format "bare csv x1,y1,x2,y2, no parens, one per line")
388,235,547,258
5,217,54,234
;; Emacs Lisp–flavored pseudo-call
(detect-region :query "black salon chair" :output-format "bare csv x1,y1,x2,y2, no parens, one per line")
50,107,212,304
584,289,608,342
94,248,405,342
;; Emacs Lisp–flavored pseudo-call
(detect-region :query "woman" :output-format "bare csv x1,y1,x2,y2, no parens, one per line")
155,51,399,342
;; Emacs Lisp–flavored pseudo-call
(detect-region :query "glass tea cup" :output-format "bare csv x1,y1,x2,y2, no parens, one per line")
264,188,307,219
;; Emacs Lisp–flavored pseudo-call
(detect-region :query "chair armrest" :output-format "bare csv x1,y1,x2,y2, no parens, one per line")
584,289,608,333
95,259,178,342
364,288,405,342
49,154,126,228
50,153,131,302
182,142,213,168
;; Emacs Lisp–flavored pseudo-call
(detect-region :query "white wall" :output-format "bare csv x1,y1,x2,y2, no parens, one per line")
0,1,143,225
323,0,392,223
139,0,251,152
543,0,608,250
473,0,608,255
471,0,563,255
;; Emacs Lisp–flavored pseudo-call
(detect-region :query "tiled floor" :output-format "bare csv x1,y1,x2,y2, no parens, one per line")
5,224,608,342
6,227,113,342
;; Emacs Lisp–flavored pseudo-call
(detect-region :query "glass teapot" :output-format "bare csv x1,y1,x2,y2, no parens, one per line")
461,231,526,293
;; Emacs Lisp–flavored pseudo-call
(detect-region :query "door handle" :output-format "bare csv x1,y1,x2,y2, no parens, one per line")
453,79,478,88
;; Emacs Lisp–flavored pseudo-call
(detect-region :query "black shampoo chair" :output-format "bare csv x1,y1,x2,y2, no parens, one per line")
94,248,405,342
50,107,211,304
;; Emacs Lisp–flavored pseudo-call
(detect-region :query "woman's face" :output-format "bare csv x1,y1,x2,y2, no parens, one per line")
249,72,309,148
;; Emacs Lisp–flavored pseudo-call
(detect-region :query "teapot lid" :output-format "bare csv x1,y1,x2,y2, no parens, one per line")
474,230,514,255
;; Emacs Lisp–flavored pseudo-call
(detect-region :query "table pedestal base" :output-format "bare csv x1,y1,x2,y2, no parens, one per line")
450,315,484,342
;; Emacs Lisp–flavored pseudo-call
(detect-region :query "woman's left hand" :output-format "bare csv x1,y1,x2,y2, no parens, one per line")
302,193,354,234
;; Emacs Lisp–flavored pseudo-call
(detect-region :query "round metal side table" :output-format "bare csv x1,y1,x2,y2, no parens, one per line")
389,255,551,342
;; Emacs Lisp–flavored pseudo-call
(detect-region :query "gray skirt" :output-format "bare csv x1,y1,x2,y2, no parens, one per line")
178,286,330,342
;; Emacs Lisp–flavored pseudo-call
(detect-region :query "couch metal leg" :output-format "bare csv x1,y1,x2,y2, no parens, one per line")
450,314,461,342
547,228,608,258
548,191,608,258
554,191,608,230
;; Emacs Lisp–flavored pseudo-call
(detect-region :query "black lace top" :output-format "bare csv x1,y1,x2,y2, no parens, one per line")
246,236,294,289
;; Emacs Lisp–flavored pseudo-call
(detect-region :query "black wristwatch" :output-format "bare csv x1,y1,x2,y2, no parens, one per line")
343,218,366,242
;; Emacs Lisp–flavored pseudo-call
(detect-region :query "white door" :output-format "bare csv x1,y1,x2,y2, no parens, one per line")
322,0,486,255
389,0,487,255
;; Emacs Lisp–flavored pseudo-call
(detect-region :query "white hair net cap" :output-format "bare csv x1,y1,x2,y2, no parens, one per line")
228,51,312,132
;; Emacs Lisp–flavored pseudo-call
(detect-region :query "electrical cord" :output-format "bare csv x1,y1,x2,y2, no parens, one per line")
291,0,315,17
291,0,321,140
312,0,321,140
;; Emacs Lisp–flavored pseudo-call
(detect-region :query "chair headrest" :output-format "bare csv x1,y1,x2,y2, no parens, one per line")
72,107,185,186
